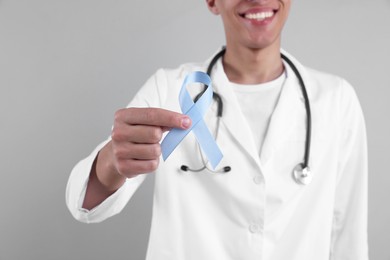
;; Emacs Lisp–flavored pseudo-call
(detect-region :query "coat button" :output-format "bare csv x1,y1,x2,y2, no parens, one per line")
249,223,261,234
253,175,262,184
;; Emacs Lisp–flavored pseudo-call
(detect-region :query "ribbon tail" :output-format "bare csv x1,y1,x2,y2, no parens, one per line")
161,127,192,161
192,121,223,169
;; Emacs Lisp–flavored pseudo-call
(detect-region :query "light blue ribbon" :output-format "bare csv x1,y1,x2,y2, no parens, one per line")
161,71,223,169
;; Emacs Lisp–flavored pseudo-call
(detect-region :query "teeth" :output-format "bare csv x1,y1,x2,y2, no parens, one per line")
245,11,274,20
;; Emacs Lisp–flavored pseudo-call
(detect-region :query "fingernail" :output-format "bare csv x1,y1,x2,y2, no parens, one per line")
181,117,191,128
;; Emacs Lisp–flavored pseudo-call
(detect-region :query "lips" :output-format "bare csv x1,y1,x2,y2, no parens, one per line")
244,11,274,20
239,8,277,22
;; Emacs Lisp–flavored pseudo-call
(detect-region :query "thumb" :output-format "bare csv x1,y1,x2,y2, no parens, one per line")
162,116,191,132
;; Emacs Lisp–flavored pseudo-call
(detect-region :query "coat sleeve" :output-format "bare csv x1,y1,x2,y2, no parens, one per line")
65,69,168,223
330,79,369,259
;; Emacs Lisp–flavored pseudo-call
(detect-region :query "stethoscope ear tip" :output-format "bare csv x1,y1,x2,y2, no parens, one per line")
293,163,312,185
181,165,189,171
223,166,231,172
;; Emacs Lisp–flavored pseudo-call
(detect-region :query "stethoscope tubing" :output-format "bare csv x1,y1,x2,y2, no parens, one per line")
187,47,312,181
280,53,312,170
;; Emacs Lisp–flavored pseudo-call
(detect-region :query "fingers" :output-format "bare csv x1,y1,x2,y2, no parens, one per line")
115,157,160,176
115,107,191,129
114,143,161,160
112,123,164,144
110,137,162,176
110,107,189,176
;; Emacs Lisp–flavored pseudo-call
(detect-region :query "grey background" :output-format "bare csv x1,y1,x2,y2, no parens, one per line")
0,0,389,259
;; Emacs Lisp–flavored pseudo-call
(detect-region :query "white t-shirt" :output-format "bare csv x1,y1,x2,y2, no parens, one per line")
230,72,286,156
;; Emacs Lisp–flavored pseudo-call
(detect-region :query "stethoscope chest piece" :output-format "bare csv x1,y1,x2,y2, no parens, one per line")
293,163,312,185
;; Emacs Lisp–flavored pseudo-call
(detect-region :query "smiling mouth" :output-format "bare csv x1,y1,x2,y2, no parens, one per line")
240,10,276,21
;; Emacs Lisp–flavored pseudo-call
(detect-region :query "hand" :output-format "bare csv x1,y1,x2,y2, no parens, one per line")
110,107,191,177
82,107,191,210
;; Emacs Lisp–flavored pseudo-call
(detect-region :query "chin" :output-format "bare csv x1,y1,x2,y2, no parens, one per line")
244,41,277,51
244,35,280,50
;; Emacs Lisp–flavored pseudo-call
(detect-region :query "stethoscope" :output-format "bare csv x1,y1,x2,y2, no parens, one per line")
180,47,313,185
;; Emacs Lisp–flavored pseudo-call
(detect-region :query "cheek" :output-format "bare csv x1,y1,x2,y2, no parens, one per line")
278,0,291,26
281,0,292,15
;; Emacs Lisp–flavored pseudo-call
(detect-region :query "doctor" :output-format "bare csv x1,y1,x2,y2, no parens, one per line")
66,0,369,259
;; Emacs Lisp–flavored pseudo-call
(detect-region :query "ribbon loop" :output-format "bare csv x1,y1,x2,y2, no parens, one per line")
161,71,223,169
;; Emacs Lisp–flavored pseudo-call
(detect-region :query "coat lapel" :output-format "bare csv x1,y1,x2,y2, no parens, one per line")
206,50,311,172
210,60,262,168
260,54,310,166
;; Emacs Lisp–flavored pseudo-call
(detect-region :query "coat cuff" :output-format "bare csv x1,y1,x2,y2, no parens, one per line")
65,140,146,223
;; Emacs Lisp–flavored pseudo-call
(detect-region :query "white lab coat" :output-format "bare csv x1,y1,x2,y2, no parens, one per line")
66,50,369,260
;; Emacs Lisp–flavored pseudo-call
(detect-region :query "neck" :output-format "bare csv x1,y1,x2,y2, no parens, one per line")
222,44,284,85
